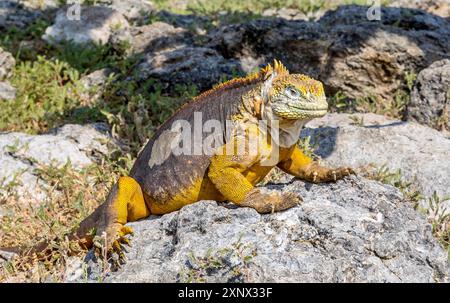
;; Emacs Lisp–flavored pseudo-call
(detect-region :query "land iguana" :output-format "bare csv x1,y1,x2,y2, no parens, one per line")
45,60,355,258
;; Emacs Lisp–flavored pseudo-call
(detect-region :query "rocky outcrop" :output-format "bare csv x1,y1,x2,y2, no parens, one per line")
0,123,117,205
70,176,449,282
209,5,450,100
130,22,192,54
126,20,242,92
406,59,450,131
0,0,45,29
42,6,131,46
135,46,242,92
302,113,450,210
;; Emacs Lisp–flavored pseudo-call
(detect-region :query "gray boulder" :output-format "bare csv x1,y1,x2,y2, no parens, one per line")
79,68,115,101
0,0,44,29
0,47,15,81
130,22,192,54
73,176,449,282
97,0,155,23
0,123,117,205
302,113,450,210
42,6,131,46
135,46,242,92
0,81,16,101
0,48,16,101
127,20,241,92
406,59,450,131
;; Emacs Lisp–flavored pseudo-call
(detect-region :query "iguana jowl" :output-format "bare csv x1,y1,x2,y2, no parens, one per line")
76,60,354,255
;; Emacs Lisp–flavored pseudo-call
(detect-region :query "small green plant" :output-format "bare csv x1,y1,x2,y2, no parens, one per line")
349,115,364,126
404,70,417,92
368,164,423,204
425,192,450,260
328,91,352,112
179,236,257,283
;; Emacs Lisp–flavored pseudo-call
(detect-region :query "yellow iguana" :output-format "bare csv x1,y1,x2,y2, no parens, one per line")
70,60,354,257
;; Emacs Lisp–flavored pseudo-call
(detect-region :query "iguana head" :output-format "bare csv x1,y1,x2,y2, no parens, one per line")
259,60,328,122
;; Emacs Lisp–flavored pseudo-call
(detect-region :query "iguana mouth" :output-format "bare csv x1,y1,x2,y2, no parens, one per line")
273,107,328,120
287,106,328,118
293,109,328,118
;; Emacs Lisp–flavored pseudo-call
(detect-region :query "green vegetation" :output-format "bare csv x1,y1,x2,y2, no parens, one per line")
0,154,131,282
368,164,423,204
2,57,85,133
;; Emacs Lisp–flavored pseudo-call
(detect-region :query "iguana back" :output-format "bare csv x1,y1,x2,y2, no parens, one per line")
130,77,260,203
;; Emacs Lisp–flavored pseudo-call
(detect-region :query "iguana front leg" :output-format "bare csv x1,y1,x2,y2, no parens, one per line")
208,126,301,214
208,153,301,213
277,145,354,183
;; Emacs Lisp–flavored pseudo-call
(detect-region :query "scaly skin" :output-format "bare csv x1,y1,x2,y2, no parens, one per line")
69,60,355,259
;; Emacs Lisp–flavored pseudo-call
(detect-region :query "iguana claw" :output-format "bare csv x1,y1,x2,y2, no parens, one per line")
93,224,134,264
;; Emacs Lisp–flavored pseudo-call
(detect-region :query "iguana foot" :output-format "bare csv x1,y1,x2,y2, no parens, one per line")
76,176,150,264
239,188,302,214
302,162,355,183
93,222,133,263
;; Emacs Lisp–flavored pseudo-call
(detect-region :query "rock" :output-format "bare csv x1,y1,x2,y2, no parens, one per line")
0,123,117,204
153,10,211,32
0,48,15,81
0,81,16,101
389,0,450,17
0,0,44,29
130,22,192,54
42,6,131,46
0,248,18,265
79,68,115,101
128,21,237,93
80,68,114,90
74,176,449,282
48,123,118,160
97,0,155,23
261,8,308,21
135,46,242,92
25,0,61,10
302,113,450,210
210,5,450,100
406,59,450,131
261,7,325,21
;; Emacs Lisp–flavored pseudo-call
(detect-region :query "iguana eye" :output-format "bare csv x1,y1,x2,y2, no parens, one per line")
285,87,301,98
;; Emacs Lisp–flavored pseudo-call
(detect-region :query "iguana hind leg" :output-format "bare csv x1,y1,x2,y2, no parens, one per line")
75,176,150,257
